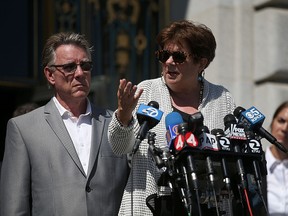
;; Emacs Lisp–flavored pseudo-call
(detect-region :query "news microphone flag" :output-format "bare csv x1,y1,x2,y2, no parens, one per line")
133,101,163,154
137,103,163,126
236,106,265,130
165,112,184,149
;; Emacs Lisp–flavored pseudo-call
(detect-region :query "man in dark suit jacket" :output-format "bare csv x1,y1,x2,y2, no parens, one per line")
0,32,129,216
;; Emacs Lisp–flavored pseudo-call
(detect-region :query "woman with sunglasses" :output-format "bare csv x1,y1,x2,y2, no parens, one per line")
108,20,237,215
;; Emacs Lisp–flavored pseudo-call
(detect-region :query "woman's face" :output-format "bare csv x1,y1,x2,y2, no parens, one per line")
160,42,206,92
271,107,288,147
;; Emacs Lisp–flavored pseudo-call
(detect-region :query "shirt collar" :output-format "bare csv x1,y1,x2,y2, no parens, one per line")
52,96,92,118
266,146,288,173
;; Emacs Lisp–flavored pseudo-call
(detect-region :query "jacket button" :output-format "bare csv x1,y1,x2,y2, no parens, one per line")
86,186,92,192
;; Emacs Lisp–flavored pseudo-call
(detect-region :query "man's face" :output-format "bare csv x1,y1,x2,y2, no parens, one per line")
45,44,92,104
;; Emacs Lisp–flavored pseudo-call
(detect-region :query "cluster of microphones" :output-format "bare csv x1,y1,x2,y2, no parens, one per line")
133,101,287,215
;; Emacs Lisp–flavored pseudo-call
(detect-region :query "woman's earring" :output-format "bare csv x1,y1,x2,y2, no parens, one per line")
198,71,205,82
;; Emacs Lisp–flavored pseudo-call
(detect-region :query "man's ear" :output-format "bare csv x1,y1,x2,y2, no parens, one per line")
44,67,55,86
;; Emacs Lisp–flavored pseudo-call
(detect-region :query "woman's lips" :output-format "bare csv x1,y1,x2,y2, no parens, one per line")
167,71,179,77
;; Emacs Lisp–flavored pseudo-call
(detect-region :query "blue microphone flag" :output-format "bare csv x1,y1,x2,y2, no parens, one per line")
165,112,183,149
137,103,163,123
238,106,265,130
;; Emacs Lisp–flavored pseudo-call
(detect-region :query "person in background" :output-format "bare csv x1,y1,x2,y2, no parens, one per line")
108,20,237,215
12,102,39,117
265,101,288,215
0,102,39,182
0,32,129,216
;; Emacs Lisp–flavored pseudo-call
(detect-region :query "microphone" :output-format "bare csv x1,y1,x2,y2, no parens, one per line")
147,132,165,169
244,131,269,213
172,122,193,214
198,125,220,215
211,128,232,191
211,128,234,216
132,101,163,154
234,106,288,153
174,123,199,153
198,125,219,151
225,114,267,215
224,114,248,189
165,112,184,150
244,130,265,177
244,130,263,155
188,111,204,133
211,128,231,151
174,122,202,216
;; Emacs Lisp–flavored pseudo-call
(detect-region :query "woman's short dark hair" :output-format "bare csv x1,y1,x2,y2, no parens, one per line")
156,20,216,68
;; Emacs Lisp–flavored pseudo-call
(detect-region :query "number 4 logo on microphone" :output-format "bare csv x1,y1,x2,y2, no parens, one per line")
174,134,185,151
185,132,199,147
174,132,199,152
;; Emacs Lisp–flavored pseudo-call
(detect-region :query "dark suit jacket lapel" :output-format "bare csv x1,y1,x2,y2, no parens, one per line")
44,99,86,176
87,107,105,177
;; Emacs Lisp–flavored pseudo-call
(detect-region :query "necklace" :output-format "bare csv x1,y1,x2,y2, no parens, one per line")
168,81,204,108
199,81,204,105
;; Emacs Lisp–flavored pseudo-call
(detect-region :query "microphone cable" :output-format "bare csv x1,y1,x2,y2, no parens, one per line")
243,188,254,216
130,153,135,216
131,132,163,216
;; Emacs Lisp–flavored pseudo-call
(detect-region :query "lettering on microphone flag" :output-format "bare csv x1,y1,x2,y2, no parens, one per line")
239,106,265,130
174,132,198,152
245,139,262,154
218,136,231,151
224,124,247,140
165,111,184,149
185,132,198,147
198,133,219,151
166,123,179,146
174,134,185,152
137,104,163,122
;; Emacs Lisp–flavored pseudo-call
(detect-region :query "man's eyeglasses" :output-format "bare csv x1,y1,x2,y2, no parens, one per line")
155,50,191,64
49,61,93,74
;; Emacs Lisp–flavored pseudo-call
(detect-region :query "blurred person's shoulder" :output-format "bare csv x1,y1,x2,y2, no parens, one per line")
13,102,40,117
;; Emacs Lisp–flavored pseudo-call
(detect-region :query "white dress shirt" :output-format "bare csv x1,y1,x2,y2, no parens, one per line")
266,146,288,215
53,97,92,174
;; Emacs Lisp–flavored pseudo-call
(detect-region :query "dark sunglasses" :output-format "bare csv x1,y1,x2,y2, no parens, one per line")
155,50,191,64
50,61,93,74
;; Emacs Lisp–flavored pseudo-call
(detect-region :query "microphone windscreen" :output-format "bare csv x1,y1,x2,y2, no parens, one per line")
165,112,183,129
147,101,159,109
224,114,237,128
165,112,184,149
233,106,246,118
